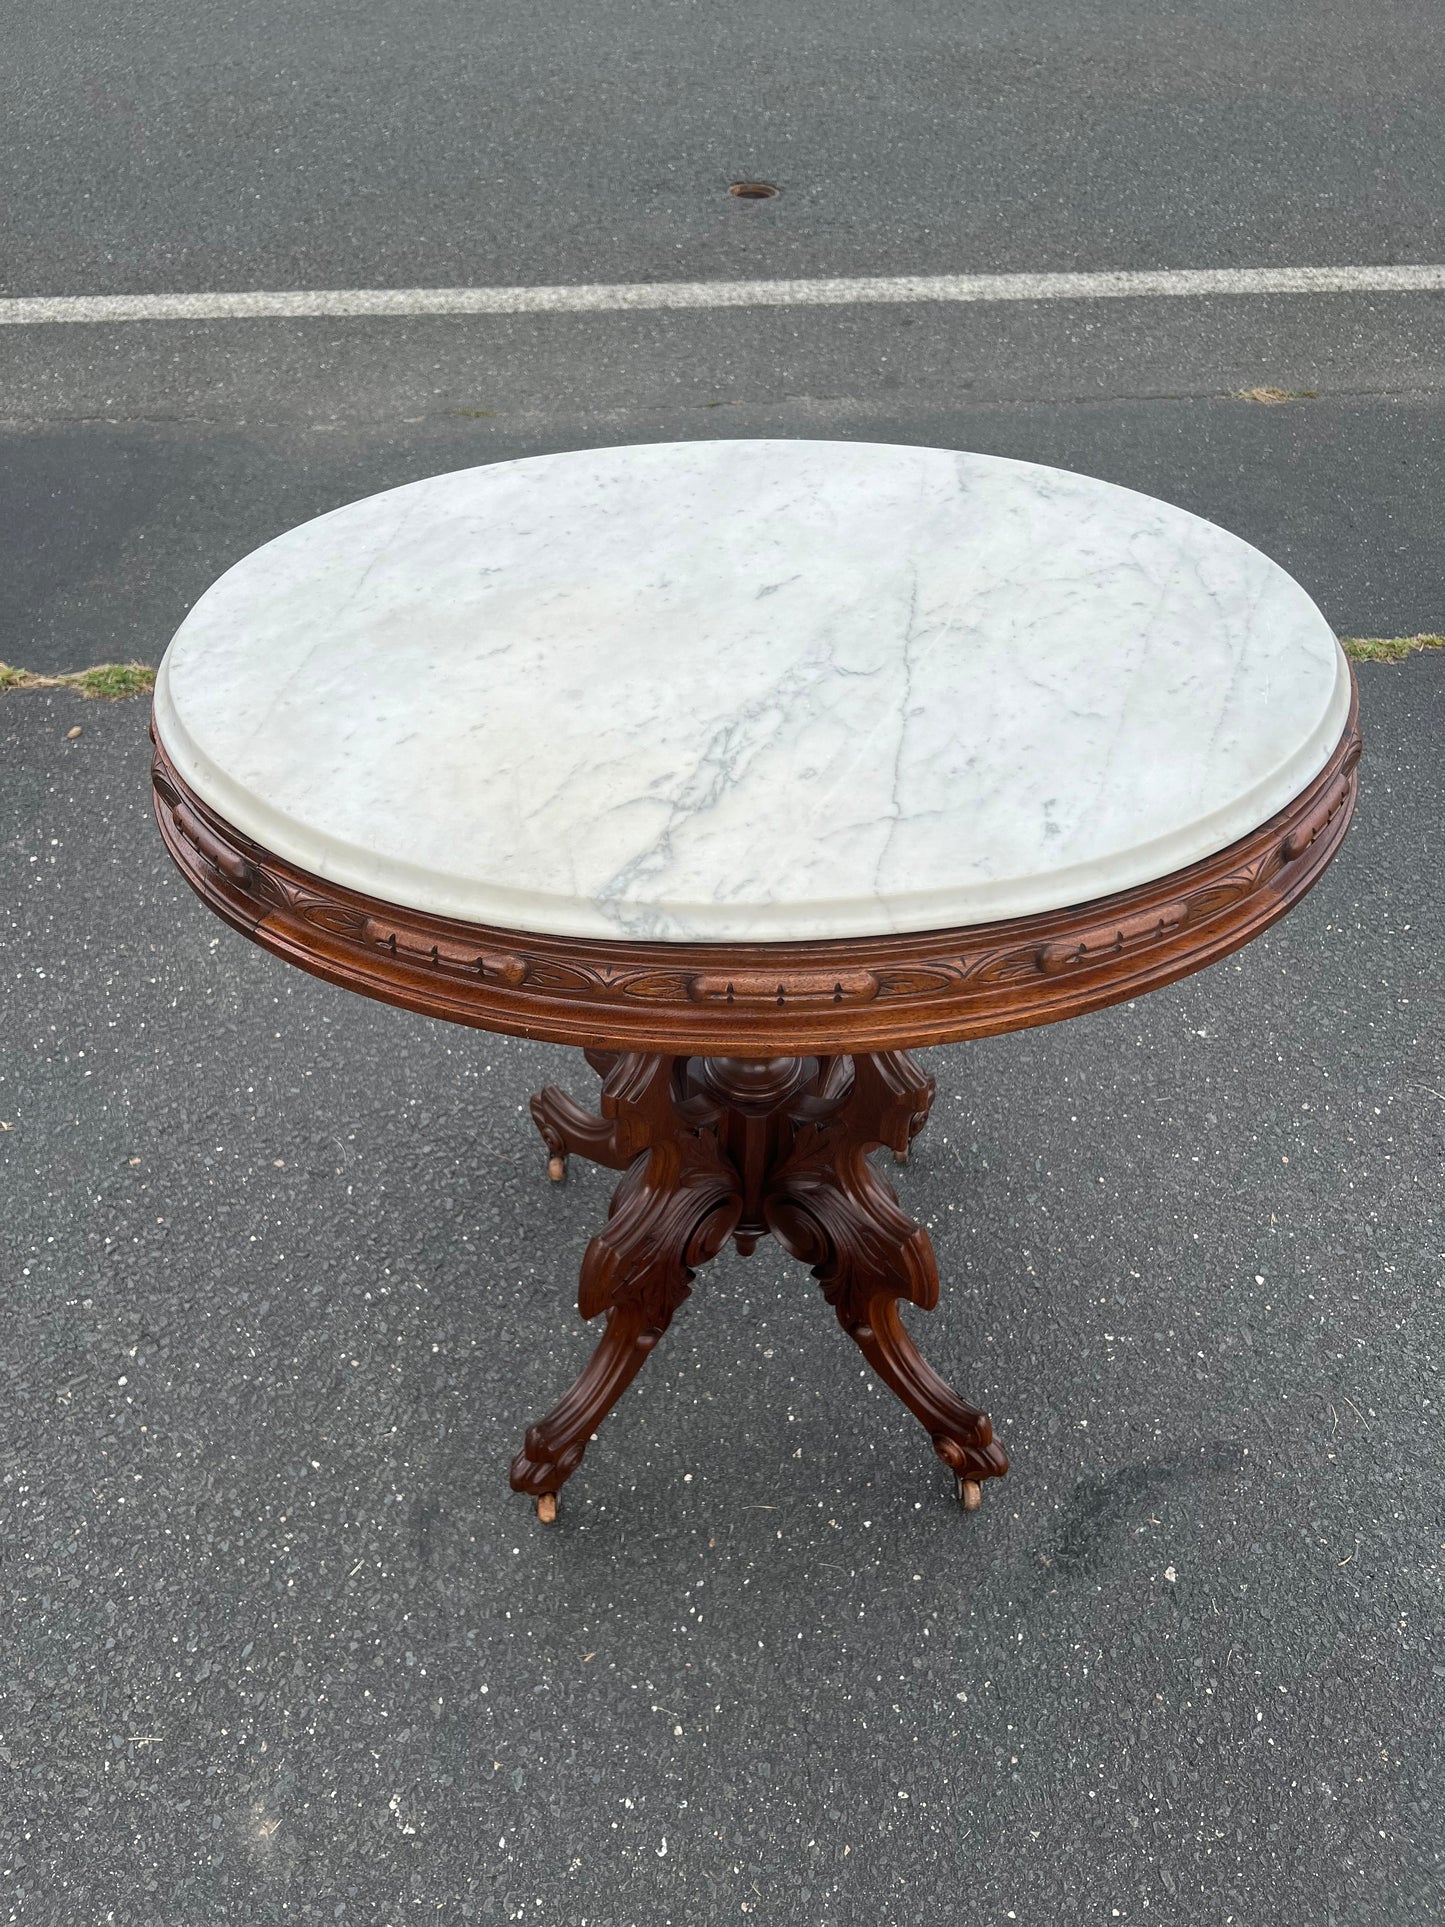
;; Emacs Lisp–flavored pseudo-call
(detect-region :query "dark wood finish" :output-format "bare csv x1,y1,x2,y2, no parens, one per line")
511,1050,1006,1516
151,684,1360,1058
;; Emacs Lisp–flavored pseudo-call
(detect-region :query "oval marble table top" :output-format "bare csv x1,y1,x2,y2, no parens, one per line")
154,439,1350,944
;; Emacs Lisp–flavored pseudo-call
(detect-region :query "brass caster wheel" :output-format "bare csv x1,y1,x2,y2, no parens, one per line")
893,1147,910,1167
536,1492,558,1524
547,1154,567,1183
957,1478,983,1513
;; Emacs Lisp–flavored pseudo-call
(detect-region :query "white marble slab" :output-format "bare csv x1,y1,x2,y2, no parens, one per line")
154,440,1350,943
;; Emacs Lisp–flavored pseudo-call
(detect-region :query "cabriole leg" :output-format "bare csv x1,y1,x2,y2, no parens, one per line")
765,1052,1007,1505
510,1056,741,1517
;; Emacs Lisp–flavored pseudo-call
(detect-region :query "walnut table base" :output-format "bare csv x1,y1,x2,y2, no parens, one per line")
515,1049,1008,1520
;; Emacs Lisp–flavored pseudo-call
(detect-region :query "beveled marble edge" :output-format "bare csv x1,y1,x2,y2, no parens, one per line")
151,643,1352,945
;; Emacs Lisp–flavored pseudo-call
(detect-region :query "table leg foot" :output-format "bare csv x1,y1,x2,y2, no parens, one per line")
839,1290,1008,1495
510,1301,666,1501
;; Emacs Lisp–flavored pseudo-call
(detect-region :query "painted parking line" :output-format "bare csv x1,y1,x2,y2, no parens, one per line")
4,264,1445,326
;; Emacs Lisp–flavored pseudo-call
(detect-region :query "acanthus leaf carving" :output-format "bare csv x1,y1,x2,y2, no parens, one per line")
869,967,961,998
615,970,693,1002
962,946,1047,987
1181,861,1272,922
264,876,368,935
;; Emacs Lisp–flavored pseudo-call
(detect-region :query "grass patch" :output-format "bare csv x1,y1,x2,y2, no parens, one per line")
1232,386,1319,404
0,661,156,698
1,638,1433,698
1340,633,1445,664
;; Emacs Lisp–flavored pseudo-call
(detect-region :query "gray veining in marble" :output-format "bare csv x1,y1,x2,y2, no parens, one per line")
153,440,1350,942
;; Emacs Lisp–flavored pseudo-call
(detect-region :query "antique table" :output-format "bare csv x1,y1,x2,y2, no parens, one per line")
151,439,1359,1522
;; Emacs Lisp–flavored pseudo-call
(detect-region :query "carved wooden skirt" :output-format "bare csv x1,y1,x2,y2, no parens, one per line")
151,688,1360,1520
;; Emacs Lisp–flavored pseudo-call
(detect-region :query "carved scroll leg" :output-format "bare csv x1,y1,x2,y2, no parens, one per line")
529,1051,631,1180
530,1085,633,1181
767,1075,1005,1508
510,1122,740,1519
837,1291,1009,1507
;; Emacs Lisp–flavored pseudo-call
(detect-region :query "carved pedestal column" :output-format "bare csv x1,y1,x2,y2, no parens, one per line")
514,1050,1007,1520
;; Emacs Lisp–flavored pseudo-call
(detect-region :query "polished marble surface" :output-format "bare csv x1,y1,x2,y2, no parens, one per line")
154,440,1350,942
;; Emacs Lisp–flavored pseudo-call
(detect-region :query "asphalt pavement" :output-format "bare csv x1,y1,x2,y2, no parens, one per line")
4,1,1445,1921
7,0,1445,294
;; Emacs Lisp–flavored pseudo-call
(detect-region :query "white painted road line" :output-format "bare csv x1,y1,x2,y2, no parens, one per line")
4,264,1445,325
